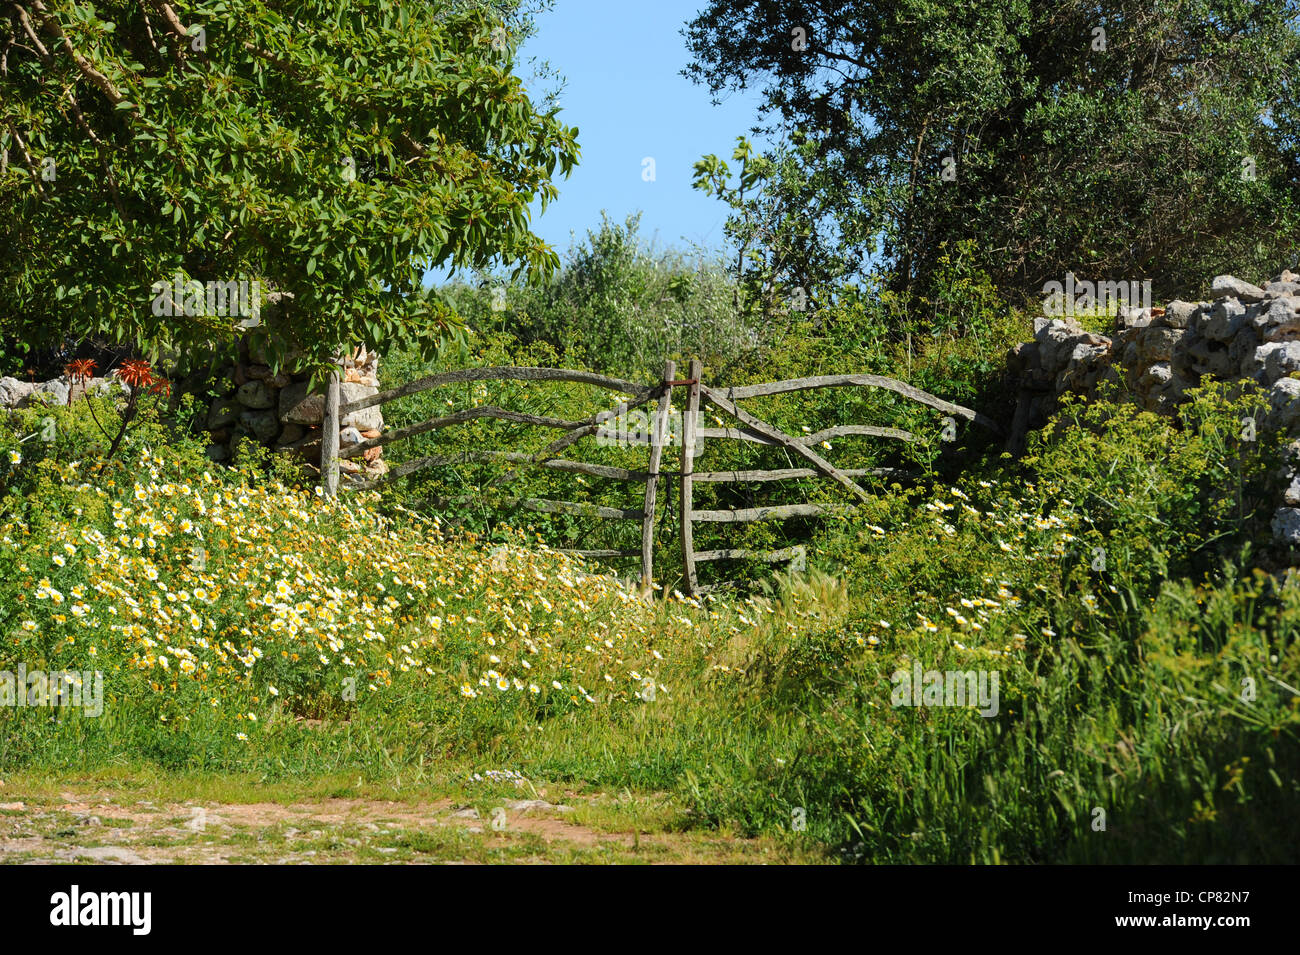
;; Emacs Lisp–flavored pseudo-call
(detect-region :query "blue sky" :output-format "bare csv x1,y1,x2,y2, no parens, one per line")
515,0,770,260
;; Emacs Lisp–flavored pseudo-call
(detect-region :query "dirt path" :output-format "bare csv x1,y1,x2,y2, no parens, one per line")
0,785,823,864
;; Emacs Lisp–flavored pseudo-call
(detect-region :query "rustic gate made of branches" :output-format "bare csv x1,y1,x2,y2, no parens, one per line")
320,359,999,595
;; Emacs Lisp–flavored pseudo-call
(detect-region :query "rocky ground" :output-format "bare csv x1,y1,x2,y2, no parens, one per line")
0,777,822,865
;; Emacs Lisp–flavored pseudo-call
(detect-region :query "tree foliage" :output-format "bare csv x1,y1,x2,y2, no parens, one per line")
0,0,579,369
685,0,1300,302
444,213,754,380
692,133,862,321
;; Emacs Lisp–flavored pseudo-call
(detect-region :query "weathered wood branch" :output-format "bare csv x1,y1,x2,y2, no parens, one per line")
240,40,299,77
806,424,916,444
8,3,126,213
339,405,594,458
145,0,188,42
557,548,639,559
717,374,1002,434
342,450,648,489
514,498,642,520
9,3,50,60
680,359,701,594
700,385,871,502
697,424,915,446
692,466,911,483
641,361,674,588
484,390,661,491
29,0,127,104
691,504,844,522
341,366,652,415
694,545,806,563
4,123,45,197
321,373,340,497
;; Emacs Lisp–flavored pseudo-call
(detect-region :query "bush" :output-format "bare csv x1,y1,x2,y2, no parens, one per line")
673,380,1300,861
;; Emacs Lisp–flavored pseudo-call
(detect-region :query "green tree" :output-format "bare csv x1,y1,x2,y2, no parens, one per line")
0,0,579,370
692,133,862,323
685,0,1300,303
446,213,752,380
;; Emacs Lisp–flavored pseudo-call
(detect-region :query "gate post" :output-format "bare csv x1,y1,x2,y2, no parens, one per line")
640,360,674,592
679,358,701,595
322,372,340,497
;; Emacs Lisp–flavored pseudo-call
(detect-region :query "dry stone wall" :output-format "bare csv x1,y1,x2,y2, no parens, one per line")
0,341,389,482
201,342,388,479
1007,268,1300,542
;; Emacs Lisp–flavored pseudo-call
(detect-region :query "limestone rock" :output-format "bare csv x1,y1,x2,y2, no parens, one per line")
1187,338,1235,378
1201,297,1247,342
1272,507,1300,544
207,397,240,430
1268,377,1300,433
1117,305,1152,328
339,382,382,431
1162,300,1199,329
1286,474,1300,507
279,382,324,425
1255,342,1300,383
1255,297,1300,342
1227,327,1261,376
277,380,381,429
0,377,35,408
277,423,307,446
240,408,280,443
1136,326,1183,364
1211,275,1266,303
25,379,70,406
1139,362,1173,389
236,380,275,410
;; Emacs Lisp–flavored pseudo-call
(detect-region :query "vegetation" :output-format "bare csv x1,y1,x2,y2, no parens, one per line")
2,279,1296,861
0,3,1296,866
0,0,578,371
684,0,1300,303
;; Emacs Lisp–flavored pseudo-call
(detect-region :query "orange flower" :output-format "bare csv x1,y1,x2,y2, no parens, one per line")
118,359,158,391
64,358,98,384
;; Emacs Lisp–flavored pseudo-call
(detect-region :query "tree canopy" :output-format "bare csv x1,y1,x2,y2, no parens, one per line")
685,0,1300,303
0,0,579,369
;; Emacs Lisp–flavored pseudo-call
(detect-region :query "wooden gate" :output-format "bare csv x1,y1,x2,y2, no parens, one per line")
320,359,998,595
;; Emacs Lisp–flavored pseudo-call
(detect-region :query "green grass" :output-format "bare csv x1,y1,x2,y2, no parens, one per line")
1,366,1297,863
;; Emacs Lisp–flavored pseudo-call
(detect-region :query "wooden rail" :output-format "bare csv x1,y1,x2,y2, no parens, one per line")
321,360,997,594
